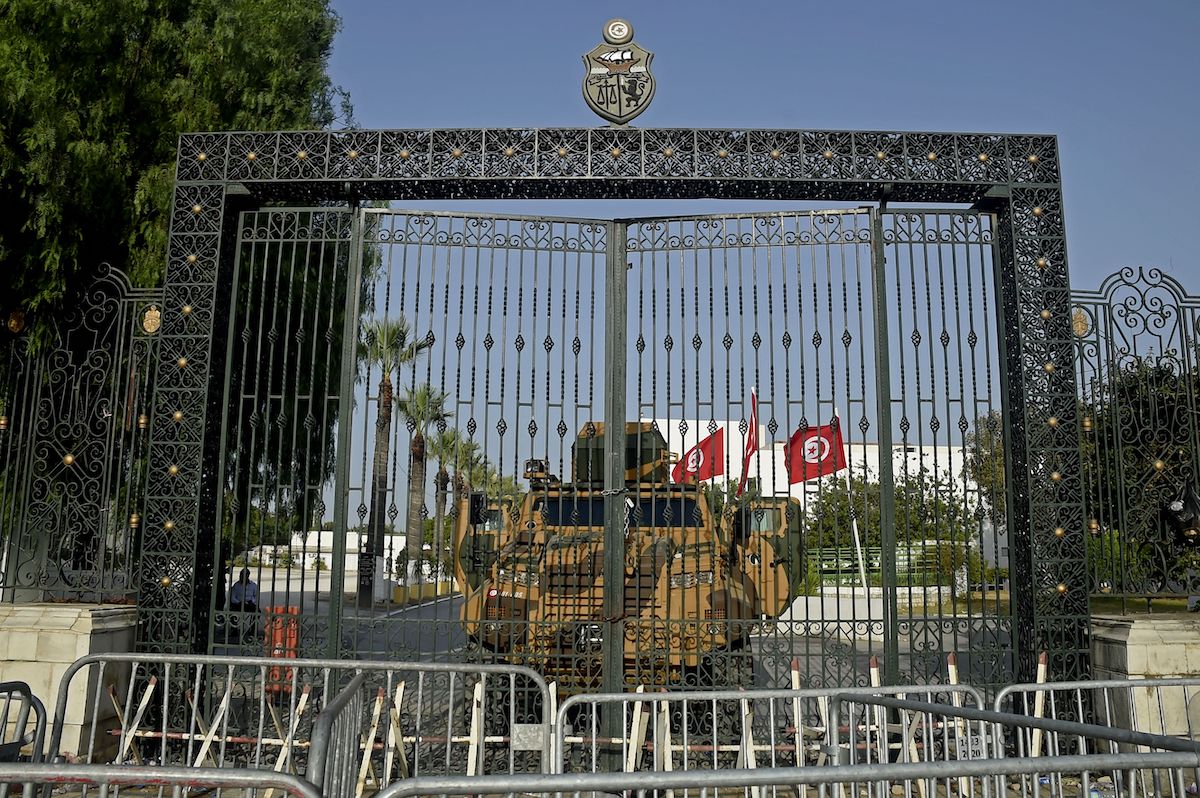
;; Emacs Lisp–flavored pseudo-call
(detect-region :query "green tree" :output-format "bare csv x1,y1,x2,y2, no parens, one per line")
963,410,1007,523
802,468,978,593
397,384,451,576
0,0,349,320
1080,355,1199,592
358,318,431,599
428,430,481,579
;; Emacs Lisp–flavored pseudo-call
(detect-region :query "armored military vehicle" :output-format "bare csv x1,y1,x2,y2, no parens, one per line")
454,422,803,691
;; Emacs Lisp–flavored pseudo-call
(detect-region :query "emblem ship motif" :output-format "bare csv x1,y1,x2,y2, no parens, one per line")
592,49,639,73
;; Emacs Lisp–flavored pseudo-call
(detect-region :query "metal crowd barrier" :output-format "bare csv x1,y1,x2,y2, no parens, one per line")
0,683,45,764
376,751,1200,798
996,677,1200,757
555,683,987,773
835,693,1200,798
0,763,321,798
308,672,366,798
47,653,551,790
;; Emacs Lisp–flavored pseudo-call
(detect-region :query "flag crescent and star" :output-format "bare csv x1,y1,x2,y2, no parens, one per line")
670,394,847,486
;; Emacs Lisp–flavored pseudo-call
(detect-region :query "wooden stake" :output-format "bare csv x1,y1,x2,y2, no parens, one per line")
736,694,761,798
355,688,386,798
264,685,311,798
625,684,648,772
118,676,157,764
1031,651,1049,757
184,690,222,768
191,685,232,768
947,653,970,795
790,658,809,798
466,680,484,776
384,681,407,782
107,686,143,766
653,692,674,798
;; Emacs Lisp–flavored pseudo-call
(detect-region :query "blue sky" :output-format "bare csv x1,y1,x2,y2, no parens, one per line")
327,0,1199,290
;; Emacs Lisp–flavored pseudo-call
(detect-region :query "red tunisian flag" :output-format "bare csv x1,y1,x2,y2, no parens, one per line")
785,420,848,483
672,428,726,484
736,389,759,496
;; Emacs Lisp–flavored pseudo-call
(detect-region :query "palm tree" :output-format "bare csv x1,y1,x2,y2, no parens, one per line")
358,318,430,604
397,383,452,579
427,429,477,579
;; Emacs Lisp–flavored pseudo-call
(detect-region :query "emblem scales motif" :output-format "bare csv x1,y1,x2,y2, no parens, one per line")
582,19,656,125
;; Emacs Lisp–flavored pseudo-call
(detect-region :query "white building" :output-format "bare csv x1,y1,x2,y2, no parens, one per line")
243,529,408,574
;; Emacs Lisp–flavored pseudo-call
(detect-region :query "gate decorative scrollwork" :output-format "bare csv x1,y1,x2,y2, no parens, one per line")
1072,267,1200,605
0,265,161,601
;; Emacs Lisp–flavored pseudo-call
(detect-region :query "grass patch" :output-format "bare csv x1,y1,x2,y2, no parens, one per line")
1089,596,1190,614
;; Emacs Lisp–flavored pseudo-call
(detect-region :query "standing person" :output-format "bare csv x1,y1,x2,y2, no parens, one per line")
229,568,259,642
230,568,259,613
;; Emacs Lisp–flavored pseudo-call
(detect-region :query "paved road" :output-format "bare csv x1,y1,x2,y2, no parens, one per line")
349,594,468,658
216,570,1014,689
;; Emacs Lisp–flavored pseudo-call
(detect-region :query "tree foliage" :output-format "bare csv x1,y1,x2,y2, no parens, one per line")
802,468,977,549
1081,356,1199,540
963,410,1007,522
0,0,349,319
1080,354,1200,591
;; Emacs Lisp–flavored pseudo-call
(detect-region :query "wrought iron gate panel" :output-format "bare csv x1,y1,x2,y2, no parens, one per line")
1071,267,1200,606
625,210,879,689
879,211,1012,686
342,209,610,681
210,208,355,656
0,266,160,601
188,205,1016,690
621,209,1011,689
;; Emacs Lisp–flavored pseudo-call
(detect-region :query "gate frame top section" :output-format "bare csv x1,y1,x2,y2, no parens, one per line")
174,127,1059,202
148,125,1085,686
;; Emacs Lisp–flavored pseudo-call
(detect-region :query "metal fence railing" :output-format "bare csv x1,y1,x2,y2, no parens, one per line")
376,751,1200,798
38,650,1200,797
0,763,321,798
47,653,551,787
835,692,1200,798
996,677,1200,756
555,683,987,773
0,682,45,764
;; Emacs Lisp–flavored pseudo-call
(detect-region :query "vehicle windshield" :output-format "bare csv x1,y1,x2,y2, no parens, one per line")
535,497,703,528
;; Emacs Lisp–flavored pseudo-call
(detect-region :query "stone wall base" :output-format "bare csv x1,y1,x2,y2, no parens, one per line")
1092,613,1200,739
0,603,137,759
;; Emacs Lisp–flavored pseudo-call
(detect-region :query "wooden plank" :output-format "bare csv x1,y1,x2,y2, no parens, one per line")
466,680,484,776
107,686,143,766
383,681,407,781
355,688,386,798
624,685,648,772
117,676,157,764
263,685,311,798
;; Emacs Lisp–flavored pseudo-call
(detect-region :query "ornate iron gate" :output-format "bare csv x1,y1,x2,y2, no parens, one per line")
1072,267,1200,606
116,125,1086,683
0,266,161,602
203,204,1011,690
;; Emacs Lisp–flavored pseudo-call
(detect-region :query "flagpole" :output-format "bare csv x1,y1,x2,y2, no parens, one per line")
836,407,870,597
